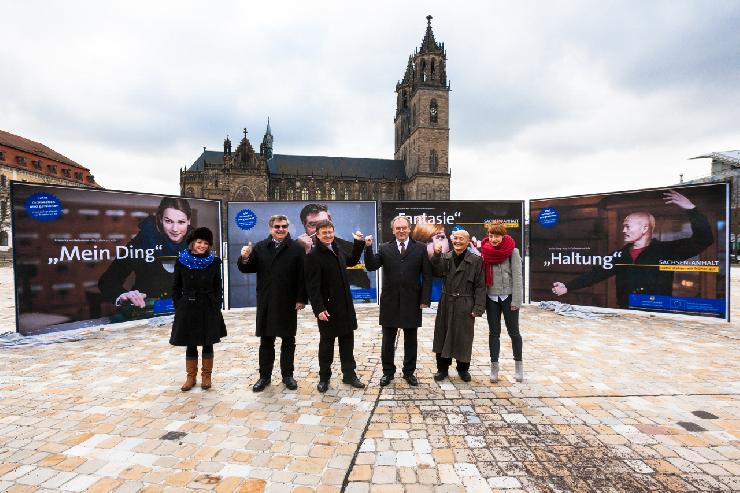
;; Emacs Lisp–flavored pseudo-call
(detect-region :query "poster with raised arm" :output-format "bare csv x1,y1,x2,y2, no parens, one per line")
11,183,221,335
530,183,730,320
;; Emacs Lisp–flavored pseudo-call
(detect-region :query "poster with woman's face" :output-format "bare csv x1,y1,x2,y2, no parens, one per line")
380,201,525,302
10,183,221,335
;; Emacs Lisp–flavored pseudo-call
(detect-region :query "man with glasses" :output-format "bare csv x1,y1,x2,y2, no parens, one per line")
237,214,307,392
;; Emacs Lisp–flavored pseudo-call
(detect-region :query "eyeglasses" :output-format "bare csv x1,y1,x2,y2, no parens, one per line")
272,224,289,229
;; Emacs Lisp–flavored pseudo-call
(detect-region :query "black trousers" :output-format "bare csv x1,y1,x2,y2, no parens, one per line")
259,336,296,379
318,332,356,381
486,296,523,362
436,353,470,372
186,345,213,359
381,327,418,375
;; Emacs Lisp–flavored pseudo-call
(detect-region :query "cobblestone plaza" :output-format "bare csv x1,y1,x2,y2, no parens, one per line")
0,267,738,492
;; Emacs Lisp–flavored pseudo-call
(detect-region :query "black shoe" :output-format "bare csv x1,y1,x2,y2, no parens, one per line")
282,376,298,390
433,371,448,381
379,374,394,387
252,377,271,392
458,370,472,382
403,373,419,386
317,381,329,393
342,376,366,389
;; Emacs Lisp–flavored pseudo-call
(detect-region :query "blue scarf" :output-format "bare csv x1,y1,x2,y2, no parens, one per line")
179,249,215,270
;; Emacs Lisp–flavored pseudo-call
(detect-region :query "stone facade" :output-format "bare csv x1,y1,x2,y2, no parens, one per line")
180,16,451,208
0,130,100,250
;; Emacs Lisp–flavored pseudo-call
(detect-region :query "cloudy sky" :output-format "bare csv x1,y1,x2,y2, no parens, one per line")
2,0,739,200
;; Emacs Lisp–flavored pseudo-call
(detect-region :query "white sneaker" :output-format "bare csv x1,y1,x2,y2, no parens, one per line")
514,360,524,382
490,362,499,382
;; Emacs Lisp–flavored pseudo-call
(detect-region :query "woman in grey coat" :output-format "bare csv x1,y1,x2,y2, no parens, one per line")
480,223,524,382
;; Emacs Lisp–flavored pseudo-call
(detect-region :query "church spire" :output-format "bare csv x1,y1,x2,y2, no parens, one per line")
420,15,443,54
260,117,273,159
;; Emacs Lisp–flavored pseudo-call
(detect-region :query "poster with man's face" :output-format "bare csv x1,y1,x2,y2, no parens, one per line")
227,201,378,308
11,183,222,335
530,183,729,319
380,201,525,302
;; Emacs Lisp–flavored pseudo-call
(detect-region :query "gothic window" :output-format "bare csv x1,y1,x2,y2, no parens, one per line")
287,188,294,200
330,188,336,200
402,90,408,109
429,99,438,124
429,150,438,172
215,179,219,188
412,105,416,127
431,59,436,79
273,188,280,200
316,188,322,200
360,183,367,200
0,231,7,247
344,189,349,200
301,188,309,200
421,59,427,82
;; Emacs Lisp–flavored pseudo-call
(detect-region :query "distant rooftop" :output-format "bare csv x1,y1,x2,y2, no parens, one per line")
0,129,90,170
691,150,740,165
186,150,406,180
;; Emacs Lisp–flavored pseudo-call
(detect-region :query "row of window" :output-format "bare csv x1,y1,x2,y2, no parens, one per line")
1,151,89,182
271,186,402,201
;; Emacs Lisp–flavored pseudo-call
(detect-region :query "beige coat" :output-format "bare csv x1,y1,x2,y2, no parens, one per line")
431,250,486,362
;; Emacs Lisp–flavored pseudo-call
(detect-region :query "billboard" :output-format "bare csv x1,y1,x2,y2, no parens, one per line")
11,183,222,335
379,201,525,302
530,183,730,319
227,201,378,308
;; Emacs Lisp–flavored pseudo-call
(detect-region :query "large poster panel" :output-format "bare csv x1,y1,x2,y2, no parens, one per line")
379,201,525,302
227,201,378,308
530,183,730,319
11,183,222,335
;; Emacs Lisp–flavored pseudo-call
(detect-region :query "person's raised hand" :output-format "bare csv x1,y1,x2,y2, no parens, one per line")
365,235,373,247
352,230,364,241
552,282,568,296
240,242,253,258
663,190,695,210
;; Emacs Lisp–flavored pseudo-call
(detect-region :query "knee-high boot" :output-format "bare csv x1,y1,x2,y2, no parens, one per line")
201,356,213,390
181,358,198,391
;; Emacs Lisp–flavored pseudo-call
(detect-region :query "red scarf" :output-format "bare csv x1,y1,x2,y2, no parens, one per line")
480,235,515,286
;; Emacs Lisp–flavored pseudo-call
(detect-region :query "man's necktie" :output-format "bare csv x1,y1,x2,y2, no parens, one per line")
400,242,405,255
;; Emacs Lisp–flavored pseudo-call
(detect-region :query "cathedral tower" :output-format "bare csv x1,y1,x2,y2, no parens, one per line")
394,15,451,200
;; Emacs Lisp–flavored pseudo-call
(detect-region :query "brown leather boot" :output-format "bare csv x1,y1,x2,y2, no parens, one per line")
201,356,213,390
181,358,198,391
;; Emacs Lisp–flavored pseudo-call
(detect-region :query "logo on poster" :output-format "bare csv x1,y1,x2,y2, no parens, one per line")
25,193,62,221
235,208,257,230
537,207,559,228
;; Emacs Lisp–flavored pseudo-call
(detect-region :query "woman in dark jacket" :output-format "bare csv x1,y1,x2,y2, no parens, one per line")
169,227,226,391
304,219,366,392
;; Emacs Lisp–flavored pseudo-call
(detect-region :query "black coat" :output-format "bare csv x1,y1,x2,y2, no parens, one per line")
365,239,432,328
236,235,307,337
567,208,714,308
304,238,364,337
169,257,227,346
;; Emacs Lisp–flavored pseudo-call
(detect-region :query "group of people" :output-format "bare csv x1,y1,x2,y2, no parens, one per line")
167,213,525,393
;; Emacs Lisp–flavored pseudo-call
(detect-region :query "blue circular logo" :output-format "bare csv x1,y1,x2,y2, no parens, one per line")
25,193,63,221
235,208,257,230
537,207,559,228
451,224,464,232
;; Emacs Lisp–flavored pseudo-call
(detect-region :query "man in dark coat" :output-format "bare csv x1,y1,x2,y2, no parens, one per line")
237,214,307,392
552,190,714,308
431,230,486,382
364,216,432,386
304,219,366,393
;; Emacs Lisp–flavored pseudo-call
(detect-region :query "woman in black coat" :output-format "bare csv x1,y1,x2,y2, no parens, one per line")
169,227,226,391
304,220,366,392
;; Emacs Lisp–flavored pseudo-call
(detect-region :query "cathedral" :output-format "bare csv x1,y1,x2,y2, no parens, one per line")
180,16,451,204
